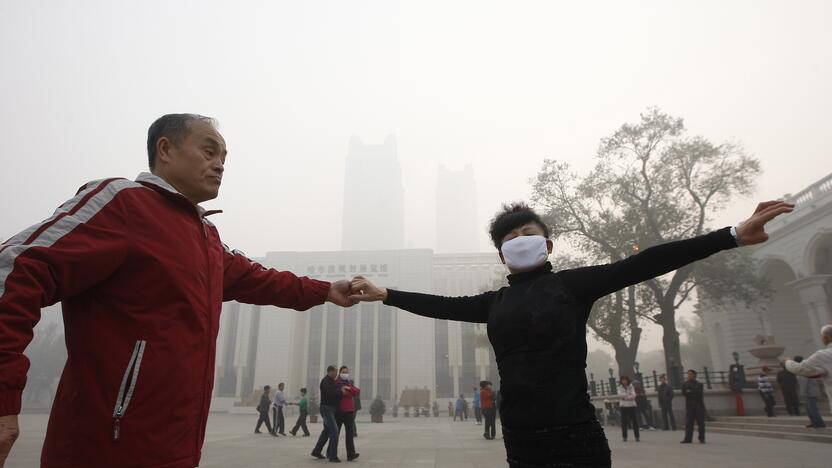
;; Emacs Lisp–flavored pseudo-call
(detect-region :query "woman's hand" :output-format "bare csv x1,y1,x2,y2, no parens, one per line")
735,201,795,246
349,276,387,303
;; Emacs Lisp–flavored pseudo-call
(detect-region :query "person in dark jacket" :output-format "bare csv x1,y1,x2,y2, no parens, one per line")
776,364,800,416
255,385,274,435
681,370,705,444
312,366,344,462
657,375,676,431
347,201,791,467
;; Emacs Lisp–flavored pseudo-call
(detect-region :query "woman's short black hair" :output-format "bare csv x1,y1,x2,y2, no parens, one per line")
619,375,631,385
339,365,349,372
488,202,550,249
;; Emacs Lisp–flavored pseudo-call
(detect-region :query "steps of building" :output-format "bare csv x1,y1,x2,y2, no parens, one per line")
709,426,832,444
709,420,832,435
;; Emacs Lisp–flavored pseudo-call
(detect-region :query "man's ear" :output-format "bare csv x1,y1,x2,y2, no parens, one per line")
156,137,175,166
546,239,554,255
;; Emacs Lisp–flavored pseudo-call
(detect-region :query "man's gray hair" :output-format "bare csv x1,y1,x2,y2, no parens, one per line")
146,114,218,170
822,324,832,340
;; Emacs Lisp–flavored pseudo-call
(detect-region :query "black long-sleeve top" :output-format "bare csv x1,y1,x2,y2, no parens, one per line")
384,227,737,430
682,380,705,407
320,375,342,409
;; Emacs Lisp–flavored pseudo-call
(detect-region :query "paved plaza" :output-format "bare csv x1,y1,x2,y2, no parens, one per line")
7,412,829,467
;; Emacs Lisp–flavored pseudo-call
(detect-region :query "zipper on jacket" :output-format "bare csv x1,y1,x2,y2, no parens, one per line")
112,340,146,442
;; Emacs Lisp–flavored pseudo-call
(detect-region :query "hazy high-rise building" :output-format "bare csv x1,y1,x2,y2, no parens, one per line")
341,135,404,250
436,164,478,253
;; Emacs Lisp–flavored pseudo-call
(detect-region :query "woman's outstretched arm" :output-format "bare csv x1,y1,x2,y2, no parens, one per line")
349,276,495,324
562,200,794,302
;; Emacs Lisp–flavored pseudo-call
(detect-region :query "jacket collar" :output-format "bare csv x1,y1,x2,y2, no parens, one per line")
506,261,554,285
136,172,222,217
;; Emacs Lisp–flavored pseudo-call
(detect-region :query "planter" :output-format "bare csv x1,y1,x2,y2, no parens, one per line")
310,415,318,423
371,414,383,423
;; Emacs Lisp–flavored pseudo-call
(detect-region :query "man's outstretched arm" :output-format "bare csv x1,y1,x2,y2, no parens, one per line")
221,246,355,309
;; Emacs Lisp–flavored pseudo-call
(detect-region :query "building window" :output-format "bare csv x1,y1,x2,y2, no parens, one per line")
435,320,452,398
342,305,358,370
325,304,340,369
377,306,393,400
306,306,324,393
359,303,375,397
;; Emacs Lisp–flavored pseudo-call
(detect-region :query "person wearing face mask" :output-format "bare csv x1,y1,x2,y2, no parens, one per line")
348,201,793,467
335,366,360,462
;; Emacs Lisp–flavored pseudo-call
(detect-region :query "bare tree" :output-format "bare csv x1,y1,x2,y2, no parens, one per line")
532,107,763,373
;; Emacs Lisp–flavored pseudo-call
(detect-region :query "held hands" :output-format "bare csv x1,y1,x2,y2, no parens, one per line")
348,276,387,303
735,201,795,246
327,280,358,307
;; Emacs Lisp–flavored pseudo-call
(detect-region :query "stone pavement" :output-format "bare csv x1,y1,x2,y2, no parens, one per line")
7,413,829,467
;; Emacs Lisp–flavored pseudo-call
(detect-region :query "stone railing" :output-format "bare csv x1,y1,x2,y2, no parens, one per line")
768,171,832,232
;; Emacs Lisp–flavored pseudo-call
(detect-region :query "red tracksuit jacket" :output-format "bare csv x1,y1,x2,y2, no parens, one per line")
0,173,331,467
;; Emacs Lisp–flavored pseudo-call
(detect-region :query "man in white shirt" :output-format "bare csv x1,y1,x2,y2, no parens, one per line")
786,324,832,415
272,382,288,436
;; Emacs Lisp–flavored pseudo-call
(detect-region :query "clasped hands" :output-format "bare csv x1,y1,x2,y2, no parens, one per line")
325,277,386,307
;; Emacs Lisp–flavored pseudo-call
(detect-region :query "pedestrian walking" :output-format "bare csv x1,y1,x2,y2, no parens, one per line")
618,376,639,442
312,366,343,462
681,370,705,444
289,388,311,436
777,364,800,416
473,387,483,425
758,367,776,418
481,382,497,440
335,366,360,462
633,379,655,430
657,375,676,431
454,395,465,421
448,401,453,417
255,385,275,435
792,356,827,428
272,382,287,435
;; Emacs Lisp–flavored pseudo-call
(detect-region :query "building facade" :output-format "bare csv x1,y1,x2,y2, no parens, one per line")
702,172,832,371
212,250,506,408
341,135,404,251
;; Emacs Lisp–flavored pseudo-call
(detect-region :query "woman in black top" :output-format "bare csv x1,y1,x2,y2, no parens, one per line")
349,201,792,467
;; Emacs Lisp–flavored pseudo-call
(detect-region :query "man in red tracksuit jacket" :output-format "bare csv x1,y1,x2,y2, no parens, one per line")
0,114,355,467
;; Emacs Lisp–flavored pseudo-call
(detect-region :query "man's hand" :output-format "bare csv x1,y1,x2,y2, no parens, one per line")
327,280,357,307
349,276,387,303
735,201,795,246
0,414,19,467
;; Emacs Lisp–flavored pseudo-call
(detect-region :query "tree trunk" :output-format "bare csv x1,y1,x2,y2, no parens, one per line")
659,305,683,387
614,342,637,378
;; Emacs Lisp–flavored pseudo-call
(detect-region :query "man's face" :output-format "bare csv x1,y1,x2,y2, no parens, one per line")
278,384,284,391
687,372,696,381
157,120,227,204
328,369,337,379
660,377,667,384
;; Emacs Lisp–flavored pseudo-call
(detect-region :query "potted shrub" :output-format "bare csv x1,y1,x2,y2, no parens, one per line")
308,394,320,424
370,396,386,423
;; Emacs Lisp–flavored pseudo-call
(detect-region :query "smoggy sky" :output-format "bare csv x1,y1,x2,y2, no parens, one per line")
2,0,830,352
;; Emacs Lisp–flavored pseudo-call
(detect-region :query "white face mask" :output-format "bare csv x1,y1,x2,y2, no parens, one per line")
340,373,349,380
500,235,549,271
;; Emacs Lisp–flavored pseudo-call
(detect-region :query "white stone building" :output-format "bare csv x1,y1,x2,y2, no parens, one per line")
703,172,832,371
211,250,506,409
